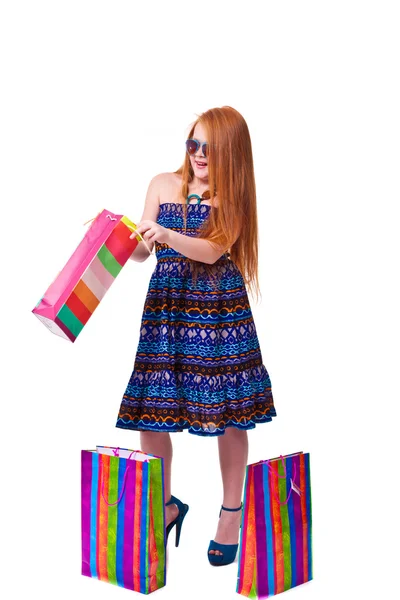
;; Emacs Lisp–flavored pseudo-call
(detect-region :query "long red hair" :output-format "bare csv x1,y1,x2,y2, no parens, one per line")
174,106,261,303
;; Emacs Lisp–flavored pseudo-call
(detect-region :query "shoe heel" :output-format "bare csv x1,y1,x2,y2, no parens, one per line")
175,519,182,547
175,504,189,547
165,496,189,548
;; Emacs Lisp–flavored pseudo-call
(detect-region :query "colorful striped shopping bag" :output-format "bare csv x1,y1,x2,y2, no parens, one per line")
81,446,166,594
237,452,312,598
33,209,153,342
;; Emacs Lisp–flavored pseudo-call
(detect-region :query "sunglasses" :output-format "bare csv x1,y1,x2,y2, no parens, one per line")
185,138,209,158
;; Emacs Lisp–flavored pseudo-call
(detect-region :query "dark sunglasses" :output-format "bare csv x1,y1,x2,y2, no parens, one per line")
185,138,209,158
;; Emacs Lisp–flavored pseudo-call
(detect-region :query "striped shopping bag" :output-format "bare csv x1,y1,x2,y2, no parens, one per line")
81,446,166,594
33,209,153,342
237,452,313,598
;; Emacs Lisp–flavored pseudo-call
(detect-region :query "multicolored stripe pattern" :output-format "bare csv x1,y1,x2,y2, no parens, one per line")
33,211,141,342
81,450,166,594
237,453,312,598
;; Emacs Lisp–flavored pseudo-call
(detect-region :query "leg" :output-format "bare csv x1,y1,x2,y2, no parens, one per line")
209,427,249,556
140,431,178,526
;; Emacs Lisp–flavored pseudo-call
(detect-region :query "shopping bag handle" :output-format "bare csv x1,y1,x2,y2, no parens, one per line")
124,223,155,256
99,450,141,506
84,213,155,257
263,455,301,505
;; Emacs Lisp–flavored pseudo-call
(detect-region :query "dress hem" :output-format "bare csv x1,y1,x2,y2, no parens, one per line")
115,412,277,438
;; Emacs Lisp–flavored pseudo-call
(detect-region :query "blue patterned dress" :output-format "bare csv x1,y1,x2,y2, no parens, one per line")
116,201,276,437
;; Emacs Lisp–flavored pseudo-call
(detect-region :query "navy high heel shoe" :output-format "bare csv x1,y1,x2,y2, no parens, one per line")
207,503,243,566
165,494,189,547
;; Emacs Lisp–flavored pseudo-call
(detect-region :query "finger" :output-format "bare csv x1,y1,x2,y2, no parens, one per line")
130,225,146,240
137,224,152,234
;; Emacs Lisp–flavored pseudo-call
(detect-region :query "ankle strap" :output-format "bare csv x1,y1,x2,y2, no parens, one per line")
220,502,243,512
165,494,184,511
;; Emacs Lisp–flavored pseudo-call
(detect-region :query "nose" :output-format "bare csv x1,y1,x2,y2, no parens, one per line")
194,148,207,159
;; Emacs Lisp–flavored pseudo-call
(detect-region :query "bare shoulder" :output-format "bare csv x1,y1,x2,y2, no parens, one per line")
138,174,168,221
150,172,183,204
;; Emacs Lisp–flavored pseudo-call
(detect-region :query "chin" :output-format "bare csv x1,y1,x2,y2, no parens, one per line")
192,167,209,178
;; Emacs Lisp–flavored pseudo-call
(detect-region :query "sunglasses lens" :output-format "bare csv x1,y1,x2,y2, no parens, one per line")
186,139,198,155
202,143,209,157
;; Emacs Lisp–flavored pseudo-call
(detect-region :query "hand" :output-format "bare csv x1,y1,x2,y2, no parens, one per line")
130,220,171,245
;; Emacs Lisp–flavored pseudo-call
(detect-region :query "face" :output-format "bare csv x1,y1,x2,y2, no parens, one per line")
188,123,209,181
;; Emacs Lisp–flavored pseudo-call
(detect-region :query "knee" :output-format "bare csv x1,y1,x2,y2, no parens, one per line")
140,430,171,447
225,427,248,439
140,430,168,440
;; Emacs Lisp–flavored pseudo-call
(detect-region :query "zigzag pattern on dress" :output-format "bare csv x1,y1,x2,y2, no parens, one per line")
116,202,276,436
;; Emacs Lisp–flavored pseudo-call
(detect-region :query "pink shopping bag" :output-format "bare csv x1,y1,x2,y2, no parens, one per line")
32,209,152,342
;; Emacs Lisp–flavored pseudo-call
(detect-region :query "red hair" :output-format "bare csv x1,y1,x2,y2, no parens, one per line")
174,106,262,303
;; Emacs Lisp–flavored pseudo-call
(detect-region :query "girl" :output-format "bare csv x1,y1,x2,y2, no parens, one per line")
116,106,276,566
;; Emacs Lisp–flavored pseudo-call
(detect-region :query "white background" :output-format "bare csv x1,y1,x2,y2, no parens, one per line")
1,1,399,599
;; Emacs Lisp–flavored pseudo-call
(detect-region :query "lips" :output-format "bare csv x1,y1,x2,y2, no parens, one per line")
195,160,207,168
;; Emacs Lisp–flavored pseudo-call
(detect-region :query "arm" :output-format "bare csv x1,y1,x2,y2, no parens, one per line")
132,176,240,264
129,176,162,262
167,230,227,265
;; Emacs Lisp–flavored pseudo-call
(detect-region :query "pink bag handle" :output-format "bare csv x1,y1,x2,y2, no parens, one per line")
99,449,141,506
263,455,300,505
